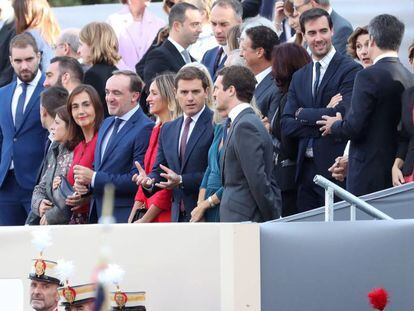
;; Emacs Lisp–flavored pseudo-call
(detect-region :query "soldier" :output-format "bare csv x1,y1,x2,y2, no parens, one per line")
111,290,147,311
58,283,96,311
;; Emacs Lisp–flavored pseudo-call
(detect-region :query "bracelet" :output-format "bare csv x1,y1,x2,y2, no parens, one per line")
207,196,214,208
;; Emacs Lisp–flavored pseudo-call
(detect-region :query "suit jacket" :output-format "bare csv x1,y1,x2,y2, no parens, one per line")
281,52,362,180
331,10,353,55
84,62,118,117
254,72,282,120
0,18,15,87
331,57,414,196
397,87,414,176
146,107,214,222
91,107,153,223
201,46,227,80
241,0,261,19
0,75,48,190
220,107,277,222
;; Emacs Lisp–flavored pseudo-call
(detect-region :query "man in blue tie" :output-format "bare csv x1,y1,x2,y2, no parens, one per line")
281,8,361,212
0,33,48,225
73,70,153,223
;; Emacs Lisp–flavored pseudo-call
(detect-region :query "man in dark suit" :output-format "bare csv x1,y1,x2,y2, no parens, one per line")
0,33,48,225
281,9,361,212
135,67,214,222
240,25,281,120
214,65,277,222
201,0,242,80
73,70,153,223
0,2,15,87
293,0,353,55
318,14,414,196
143,3,202,88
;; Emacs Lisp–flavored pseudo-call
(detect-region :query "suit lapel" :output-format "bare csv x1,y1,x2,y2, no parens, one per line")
172,117,183,170
5,82,16,130
164,40,186,69
255,73,272,102
315,53,341,106
304,64,314,107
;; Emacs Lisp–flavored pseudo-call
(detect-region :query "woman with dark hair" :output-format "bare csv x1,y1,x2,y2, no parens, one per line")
271,43,311,217
347,26,372,68
31,106,74,225
64,84,104,224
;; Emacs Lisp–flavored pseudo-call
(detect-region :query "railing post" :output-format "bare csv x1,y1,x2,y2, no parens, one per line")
324,187,334,222
350,204,356,221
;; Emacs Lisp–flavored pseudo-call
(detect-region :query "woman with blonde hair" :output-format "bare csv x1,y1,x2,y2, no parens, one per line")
78,22,120,116
129,73,181,223
13,0,60,70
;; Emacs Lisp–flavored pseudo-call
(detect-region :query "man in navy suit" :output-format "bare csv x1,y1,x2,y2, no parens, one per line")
201,0,242,80
281,9,361,212
293,0,353,55
74,70,153,223
318,14,414,196
0,33,48,225
135,66,214,222
240,25,281,120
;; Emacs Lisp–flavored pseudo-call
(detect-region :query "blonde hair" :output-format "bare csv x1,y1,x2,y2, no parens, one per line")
153,73,182,121
185,0,212,20
79,22,121,66
13,0,60,45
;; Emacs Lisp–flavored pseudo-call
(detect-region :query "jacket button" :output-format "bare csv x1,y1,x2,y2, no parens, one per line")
13,138,17,142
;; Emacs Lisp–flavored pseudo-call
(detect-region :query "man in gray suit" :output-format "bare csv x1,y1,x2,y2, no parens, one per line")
240,25,281,121
293,0,353,55
215,66,278,222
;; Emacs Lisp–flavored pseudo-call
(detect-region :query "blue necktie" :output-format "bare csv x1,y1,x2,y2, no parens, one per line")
222,117,231,143
313,61,322,103
15,83,28,130
105,118,123,156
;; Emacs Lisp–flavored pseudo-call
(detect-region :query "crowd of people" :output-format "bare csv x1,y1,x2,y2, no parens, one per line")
0,0,414,231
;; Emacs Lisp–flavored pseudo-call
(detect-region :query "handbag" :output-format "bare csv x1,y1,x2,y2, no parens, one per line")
52,175,75,211
132,207,147,222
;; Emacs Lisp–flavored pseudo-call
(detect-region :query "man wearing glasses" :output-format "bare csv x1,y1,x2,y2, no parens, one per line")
293,0,352,55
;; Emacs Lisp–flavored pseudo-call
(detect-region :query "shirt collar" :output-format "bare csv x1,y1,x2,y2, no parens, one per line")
17,69,41,88
228,103,251,122
373,51,399,64
183,104,206,123
168,37,186,54
117,104,139,122
327,7,333,14
255,67,272,85
313,46,336,69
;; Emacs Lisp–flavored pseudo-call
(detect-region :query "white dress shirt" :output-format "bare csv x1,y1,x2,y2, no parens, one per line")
255,67,272,86
228,103,251,122
178,105,206,154
373,51,399,64
311,46,336,96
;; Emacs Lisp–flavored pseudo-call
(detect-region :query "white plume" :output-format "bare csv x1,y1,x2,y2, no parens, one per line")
31,229,52,253
98,264,125,286
56,259,75,283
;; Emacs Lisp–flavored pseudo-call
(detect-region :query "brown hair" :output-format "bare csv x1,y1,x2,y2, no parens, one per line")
174,66,210,91
408,41,414,64
13,0,60,45
111,70,144,93
152,73,182,120
9,32,39,55
227,25,241,51
217,66,256,103
79,22,121,66
272,43,311,94
346,26,369,59
41,86,69,118
66,84,104,145
283,0,304,46
55,106,77,150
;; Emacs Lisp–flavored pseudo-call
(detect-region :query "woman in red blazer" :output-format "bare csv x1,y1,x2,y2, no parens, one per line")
128,73,181,223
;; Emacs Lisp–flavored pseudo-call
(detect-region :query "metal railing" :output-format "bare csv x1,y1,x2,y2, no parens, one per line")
313,175,393,222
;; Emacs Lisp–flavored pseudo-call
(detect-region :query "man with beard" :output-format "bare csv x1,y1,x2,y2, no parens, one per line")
43,56,84,93
0,33,48,225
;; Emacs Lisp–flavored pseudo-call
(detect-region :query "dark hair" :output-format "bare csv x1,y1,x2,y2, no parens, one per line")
409,41,414,64
168,2,199,29
9,32,39,55
174,66,210,90
299,8,333,33
41,86,69,118
346,26,369,59
245,26,279,61
66,84,104,144
55,105,77,150
272,43,311,94
368,14,404,51
111,70,144,93
50,56,84,83
217,66,256,103
211,0,243,19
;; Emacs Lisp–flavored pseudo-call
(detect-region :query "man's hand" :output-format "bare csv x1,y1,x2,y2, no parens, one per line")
73,165,94,186
39,199,53,217
316,112,342,136
132,161,154,188
261,116,270,132
156,164,181,190
326,93,342,108
328,156,348,182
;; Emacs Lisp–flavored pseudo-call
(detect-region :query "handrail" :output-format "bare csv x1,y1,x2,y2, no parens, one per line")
313,175,393,221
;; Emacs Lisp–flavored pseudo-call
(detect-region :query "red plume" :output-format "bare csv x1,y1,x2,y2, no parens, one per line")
368,288,389,310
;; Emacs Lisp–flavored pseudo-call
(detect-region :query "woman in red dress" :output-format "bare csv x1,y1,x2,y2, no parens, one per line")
65,85,104,224
128,73,181,223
